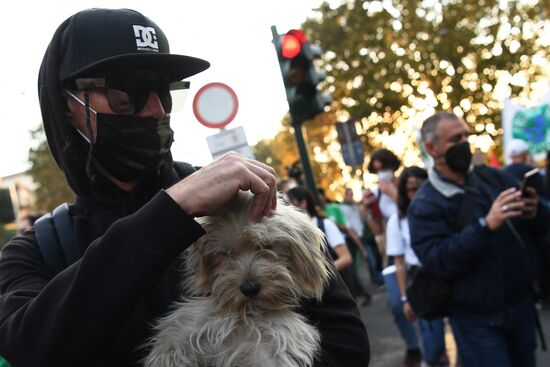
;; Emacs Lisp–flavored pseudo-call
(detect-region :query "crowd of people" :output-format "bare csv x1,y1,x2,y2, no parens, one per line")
279,112,550,367
280,151,450,367
0,6,549,367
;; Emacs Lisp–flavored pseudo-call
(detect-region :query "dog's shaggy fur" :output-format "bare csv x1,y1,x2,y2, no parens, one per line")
144,192,334,367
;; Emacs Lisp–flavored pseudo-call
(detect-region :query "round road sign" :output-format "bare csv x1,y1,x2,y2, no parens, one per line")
192,82,239,129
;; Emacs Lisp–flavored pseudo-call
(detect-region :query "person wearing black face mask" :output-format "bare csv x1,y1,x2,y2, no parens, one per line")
407,112,549,367
0,8,369,367
64,85,174,186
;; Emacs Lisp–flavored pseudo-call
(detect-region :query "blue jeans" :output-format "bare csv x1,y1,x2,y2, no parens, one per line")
385,271,446,363
363,241,384,285
450,295,536,367
418,318,446,364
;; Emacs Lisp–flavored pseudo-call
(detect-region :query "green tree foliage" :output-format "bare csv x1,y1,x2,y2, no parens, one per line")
28,126,74,211
256,0,550,197
303,0,550,160
253,111,356,198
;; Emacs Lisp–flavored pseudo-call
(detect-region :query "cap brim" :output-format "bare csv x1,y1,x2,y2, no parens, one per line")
63,53,210,82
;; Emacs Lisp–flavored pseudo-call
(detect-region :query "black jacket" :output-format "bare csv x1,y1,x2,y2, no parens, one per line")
0,14,369,367
0,188,370,366
409,167,549,314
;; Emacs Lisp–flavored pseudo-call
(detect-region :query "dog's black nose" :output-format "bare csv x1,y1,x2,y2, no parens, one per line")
240,280,261,298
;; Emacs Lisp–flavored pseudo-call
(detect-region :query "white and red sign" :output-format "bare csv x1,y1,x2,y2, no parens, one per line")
192,82,239,129
206,126,255,160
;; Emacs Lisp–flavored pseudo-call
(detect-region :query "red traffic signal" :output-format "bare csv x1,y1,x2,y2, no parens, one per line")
281,29,307,59
272,25,332,124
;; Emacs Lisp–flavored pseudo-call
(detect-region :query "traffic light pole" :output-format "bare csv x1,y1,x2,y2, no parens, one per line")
292,118,318,199
272,25,322,200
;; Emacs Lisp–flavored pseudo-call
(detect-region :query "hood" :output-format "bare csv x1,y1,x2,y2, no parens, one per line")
37,15,176,208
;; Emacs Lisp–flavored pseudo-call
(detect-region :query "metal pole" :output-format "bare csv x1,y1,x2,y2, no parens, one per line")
343,121,358,168
272,25,318,200
292,120,318,198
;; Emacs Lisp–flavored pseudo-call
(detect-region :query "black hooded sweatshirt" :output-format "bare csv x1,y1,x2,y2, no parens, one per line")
0,18,370,367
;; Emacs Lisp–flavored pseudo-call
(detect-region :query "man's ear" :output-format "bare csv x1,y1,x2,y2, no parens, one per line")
424,141,436,157
62,90,72,116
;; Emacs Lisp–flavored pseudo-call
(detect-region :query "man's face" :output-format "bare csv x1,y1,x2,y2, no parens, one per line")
65,72,170,141
425,118,469,163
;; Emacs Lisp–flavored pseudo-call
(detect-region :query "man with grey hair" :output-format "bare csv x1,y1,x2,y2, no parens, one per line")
419,111,453,146
409,112,549,366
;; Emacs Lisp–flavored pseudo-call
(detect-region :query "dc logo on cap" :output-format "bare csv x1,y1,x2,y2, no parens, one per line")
133,25,159,52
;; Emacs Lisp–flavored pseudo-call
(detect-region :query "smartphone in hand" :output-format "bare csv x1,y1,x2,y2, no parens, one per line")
520,168,540,197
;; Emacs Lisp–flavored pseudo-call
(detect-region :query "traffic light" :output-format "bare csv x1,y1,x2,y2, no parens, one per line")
273,28,332,125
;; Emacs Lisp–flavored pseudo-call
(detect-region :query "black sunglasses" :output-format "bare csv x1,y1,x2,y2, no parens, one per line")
72,75,190,115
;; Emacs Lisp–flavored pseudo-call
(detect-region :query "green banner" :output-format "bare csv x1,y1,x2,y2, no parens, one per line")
511,103,550,154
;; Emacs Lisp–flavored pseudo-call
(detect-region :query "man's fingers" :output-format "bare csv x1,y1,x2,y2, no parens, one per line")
503,210,523,220
240,166,275,220
246,181,271,220
218,153,276,220
524,187,537,198
262,184,276,218
246,158,276,176
271,189,278,210
172,152,278,218
496,188,520,203
241,162,277,219
504,201,525,212
523,198,537,209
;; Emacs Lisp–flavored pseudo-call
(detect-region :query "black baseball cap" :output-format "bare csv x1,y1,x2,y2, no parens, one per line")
58,8,210,83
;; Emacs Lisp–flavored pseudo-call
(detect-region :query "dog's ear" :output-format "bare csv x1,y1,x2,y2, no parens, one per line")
185,238,216,296
289,229,334,300
197,252,216,294
277,205,334,300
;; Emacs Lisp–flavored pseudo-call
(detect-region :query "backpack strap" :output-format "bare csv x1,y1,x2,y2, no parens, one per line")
316,217,338,260
34,203,75,275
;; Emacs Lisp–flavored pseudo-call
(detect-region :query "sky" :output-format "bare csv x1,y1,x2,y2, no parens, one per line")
0,0,331,177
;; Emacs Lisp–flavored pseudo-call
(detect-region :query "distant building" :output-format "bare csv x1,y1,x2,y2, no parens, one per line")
0,171,37,224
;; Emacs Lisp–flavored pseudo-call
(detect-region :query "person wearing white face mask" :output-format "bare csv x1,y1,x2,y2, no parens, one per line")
362,149,401,266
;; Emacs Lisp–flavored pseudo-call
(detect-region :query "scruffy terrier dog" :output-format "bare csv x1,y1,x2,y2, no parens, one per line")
145,192,334,367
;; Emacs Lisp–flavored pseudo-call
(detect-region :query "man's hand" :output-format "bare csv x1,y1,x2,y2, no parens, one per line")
166,152,277,220
521,187,538,219
485,188,524,231
346,229,368,259
403,301,416,321
354,237,369,260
